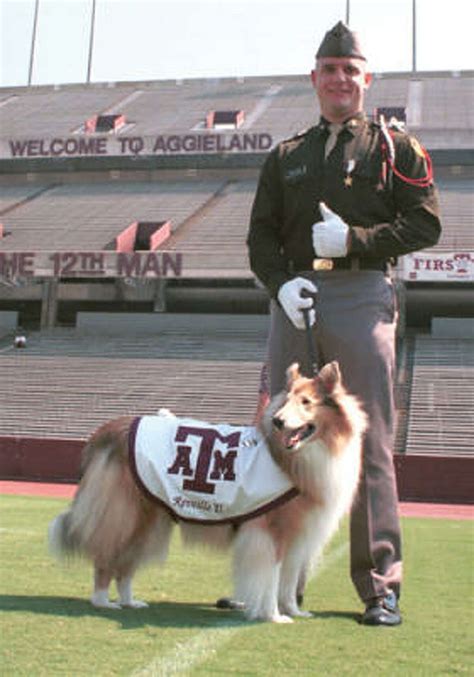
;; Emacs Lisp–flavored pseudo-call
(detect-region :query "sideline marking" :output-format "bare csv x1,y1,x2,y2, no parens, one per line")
130,541,349,676
131,622,243,677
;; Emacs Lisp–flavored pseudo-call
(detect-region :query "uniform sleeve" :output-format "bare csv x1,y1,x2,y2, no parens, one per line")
348,135,442,257
247,150,291,298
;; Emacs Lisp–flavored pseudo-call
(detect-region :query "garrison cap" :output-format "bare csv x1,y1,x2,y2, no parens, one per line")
316,21,366,61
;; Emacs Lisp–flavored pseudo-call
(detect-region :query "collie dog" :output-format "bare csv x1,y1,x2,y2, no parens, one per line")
49,361,366,623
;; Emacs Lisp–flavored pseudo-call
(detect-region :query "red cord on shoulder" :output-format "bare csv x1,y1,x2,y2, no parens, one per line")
381,139,433,187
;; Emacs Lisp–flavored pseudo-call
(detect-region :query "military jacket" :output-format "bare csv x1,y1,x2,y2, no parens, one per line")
247,115,441,298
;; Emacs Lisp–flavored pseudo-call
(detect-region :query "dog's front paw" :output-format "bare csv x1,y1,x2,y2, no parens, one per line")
279,600,298,615
279,601,313,618
120,599,149,609
291,609,313,618
245,607,294,623
271,613,294,624
91,596,122,610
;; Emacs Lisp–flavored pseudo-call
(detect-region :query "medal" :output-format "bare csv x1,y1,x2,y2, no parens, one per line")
344,159,355,188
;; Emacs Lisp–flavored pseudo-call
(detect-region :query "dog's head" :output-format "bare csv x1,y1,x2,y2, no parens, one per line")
265,361,354,454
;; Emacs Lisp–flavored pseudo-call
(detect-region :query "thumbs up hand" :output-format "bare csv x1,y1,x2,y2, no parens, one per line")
312,202,350,258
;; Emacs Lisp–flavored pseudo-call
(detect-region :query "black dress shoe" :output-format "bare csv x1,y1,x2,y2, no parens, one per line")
360,592,402,626
215,597,245,610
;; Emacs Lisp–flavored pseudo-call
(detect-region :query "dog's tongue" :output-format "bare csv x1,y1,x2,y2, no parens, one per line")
282,424,316,449
284,428,304,449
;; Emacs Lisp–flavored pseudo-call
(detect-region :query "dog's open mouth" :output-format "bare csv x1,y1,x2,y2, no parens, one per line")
281,423,316,450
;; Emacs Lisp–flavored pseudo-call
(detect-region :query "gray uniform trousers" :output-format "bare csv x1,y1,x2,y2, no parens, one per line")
267,270,402,603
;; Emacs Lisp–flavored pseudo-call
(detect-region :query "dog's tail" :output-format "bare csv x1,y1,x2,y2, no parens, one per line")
48,510,79,559
48,423,141,563
48,446,118,560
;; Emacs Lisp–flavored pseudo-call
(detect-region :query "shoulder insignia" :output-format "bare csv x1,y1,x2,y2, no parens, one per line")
282,128,309,144
372,117,406,135
387,117,406,132
294,127,309,139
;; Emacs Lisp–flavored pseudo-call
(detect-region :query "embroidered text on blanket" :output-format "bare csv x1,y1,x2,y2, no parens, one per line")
167,425,242,494
129,415,298,524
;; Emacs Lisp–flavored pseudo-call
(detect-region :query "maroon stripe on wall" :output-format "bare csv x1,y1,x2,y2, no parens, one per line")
0,436,83,482
0,435,472,505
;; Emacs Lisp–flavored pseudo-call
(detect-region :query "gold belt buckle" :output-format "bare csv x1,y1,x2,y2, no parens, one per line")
313,258,334,271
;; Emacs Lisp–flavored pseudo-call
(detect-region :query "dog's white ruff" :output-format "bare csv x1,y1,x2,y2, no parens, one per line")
130,414,297,524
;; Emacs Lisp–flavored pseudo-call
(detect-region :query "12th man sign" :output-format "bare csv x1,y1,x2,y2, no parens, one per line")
2,251,473,282
0,250,183,279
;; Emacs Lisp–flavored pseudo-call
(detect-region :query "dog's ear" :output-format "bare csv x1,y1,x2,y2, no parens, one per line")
286,363,301,387
317,361,341,395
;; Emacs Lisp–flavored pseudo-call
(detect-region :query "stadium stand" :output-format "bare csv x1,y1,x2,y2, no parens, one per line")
0,72,472,147
0,70,473,501
0,184,49,213
164,179,257,273
0,180,224,251
404,336,473,456
0,176,471,263
418,76,474,130
0,87,136,137
0,315,267,439
433,178,474,250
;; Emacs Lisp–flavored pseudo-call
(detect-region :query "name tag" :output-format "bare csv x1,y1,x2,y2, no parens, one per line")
285,165,307,183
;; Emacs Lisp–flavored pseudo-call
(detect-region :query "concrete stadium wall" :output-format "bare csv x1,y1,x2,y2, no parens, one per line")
0,435,472,503
0,437,83,483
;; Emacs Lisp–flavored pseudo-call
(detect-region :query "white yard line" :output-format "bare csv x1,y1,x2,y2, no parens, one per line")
130,622,242,677
131,540,349,676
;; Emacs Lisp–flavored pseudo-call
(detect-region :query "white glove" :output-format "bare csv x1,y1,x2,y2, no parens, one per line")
312,202,349,258
277,277,317,330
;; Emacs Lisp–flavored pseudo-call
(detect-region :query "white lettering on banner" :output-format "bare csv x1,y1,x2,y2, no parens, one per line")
2,133,273,159
403,252,474,281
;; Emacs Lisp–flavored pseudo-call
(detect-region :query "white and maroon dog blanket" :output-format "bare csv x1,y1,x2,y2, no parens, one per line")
128,410,298,525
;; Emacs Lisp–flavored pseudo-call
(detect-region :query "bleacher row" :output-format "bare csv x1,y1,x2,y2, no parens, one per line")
404,335,474,456
1,72,473,147
0,317,472,461
0,316,265,439
0,176,472,260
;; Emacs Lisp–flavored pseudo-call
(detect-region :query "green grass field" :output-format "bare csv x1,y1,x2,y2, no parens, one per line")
0,494,472,676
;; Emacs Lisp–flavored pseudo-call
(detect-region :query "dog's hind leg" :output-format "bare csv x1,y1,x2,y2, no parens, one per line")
116,508,174,609
91,566,121,609
116,570,148,609
233,523,292,623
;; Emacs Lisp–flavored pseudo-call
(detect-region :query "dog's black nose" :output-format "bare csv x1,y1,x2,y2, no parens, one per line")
272,416,284,430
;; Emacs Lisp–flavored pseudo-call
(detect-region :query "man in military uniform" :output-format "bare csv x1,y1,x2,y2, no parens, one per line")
247,21,441,626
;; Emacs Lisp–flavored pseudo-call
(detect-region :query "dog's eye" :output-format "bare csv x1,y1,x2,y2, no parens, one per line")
301,397,312,407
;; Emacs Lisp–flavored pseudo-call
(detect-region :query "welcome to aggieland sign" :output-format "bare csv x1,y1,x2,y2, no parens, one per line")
1,132,273,159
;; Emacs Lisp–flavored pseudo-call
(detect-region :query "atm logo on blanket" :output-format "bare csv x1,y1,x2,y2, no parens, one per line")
167,426,240,495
